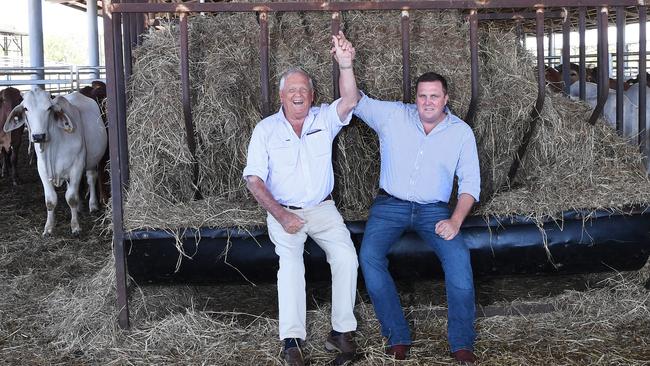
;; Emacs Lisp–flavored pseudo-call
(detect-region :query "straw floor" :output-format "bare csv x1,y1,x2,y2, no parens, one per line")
1,145,649,365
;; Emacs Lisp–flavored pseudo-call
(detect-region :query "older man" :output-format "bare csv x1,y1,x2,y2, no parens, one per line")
354,72,481,364
243,32,359,366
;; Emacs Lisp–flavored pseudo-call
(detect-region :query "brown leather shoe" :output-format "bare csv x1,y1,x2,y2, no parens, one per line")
325,332,356,365
451,349,477,365
386,344,410,360
283,346,305,366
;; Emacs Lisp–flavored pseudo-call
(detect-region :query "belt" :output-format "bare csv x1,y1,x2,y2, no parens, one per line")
280,194,333,210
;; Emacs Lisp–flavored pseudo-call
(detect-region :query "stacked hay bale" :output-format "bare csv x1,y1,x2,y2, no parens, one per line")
120,11,650,231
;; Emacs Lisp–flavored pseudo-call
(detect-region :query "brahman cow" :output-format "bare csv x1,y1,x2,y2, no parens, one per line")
569,81,639,135
3,88,108,236
0,87,24,186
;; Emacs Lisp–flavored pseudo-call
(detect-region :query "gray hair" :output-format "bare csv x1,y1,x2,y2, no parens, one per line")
279,67,314,92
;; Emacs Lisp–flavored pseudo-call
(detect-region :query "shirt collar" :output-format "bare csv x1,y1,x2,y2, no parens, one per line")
278,105,316,137
411,105,455,134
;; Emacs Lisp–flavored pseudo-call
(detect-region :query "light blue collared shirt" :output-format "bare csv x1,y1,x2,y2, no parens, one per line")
243,99,352,208
354,93,480,204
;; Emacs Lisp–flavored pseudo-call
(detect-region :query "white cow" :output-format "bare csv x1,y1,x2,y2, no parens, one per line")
569,81,639,137
3,88,107,236
623,82,650,124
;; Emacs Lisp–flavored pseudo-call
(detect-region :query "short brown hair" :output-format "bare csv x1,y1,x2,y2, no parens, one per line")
415,72,448,95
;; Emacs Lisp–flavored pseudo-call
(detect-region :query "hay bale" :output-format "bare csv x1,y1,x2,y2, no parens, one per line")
118,11,650,231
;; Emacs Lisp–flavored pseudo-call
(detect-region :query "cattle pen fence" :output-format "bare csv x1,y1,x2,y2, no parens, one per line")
102,0,650,329
0,65,106,95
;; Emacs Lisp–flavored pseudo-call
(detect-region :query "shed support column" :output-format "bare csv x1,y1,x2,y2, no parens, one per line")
28,0,44,87
87,0,100,79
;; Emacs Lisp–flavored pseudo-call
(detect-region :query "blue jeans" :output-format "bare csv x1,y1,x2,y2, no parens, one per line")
359,195,476,352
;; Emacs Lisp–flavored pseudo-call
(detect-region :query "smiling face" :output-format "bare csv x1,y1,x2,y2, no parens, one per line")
415,80,449,127
280,72,314,122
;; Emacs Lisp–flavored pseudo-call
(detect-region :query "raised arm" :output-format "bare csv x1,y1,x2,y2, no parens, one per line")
331,30,360,121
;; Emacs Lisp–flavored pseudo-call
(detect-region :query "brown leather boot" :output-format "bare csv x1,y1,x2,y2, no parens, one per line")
386,344,410,360
282,346,305,366
451,349,478,365
325,331,356,365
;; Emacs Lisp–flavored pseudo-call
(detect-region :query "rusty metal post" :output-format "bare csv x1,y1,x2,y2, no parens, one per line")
135,0,144,45
534,8,545,116
179,13,201,200
102,0,129,330
331,12,341,100
589,6,609,125
561,8,571,95
579,7,586,100
616,6,625,134
123,13,132,80
401,10,411,103
505,7,545,186
639,6,647,157
129,5,138,48
466,9,478,126
259,12,270,118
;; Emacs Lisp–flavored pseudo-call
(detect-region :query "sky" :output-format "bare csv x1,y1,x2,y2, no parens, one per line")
0,0,103,35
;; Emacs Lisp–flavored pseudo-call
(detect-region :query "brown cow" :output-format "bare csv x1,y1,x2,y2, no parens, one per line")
0,87,24,186
80,81,110,204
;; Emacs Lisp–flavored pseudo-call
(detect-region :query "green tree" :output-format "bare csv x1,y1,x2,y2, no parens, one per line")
44,34,85,65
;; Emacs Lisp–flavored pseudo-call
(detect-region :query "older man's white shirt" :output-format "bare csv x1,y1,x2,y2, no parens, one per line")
243,99,352,207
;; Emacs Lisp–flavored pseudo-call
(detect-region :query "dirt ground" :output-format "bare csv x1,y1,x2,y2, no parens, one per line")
1,139,649,365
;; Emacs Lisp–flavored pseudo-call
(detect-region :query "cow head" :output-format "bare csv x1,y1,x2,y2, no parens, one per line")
4,89,76,143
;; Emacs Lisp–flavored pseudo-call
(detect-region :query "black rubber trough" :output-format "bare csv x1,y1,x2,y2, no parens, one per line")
125,208,650,284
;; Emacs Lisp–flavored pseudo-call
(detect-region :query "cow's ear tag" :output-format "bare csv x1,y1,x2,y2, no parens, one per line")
56,112,74,133
62,120,74,133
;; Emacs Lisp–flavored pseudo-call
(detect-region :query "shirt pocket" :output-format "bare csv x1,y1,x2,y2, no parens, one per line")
268,139,297,174
305,127,331,157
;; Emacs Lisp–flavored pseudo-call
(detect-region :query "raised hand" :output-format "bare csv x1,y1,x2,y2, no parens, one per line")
331,30,355,69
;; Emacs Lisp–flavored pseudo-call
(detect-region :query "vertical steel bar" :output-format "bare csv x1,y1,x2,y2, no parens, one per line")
579,7,586,100
562,8,571,95
589,6,609,125
616,6,625,134
535,8,545,115
639,6,647,156
123,13,133,81
331,12,341,100
547,26,555,61
465,9,478,126
515,20,524,49
505,8,545,187
135,0,145,45
129,5,138,48
401,10,411,103
179,13,200,200
259,12,270,118
102,0,129,329
111,4,130,189
86,0,100,79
